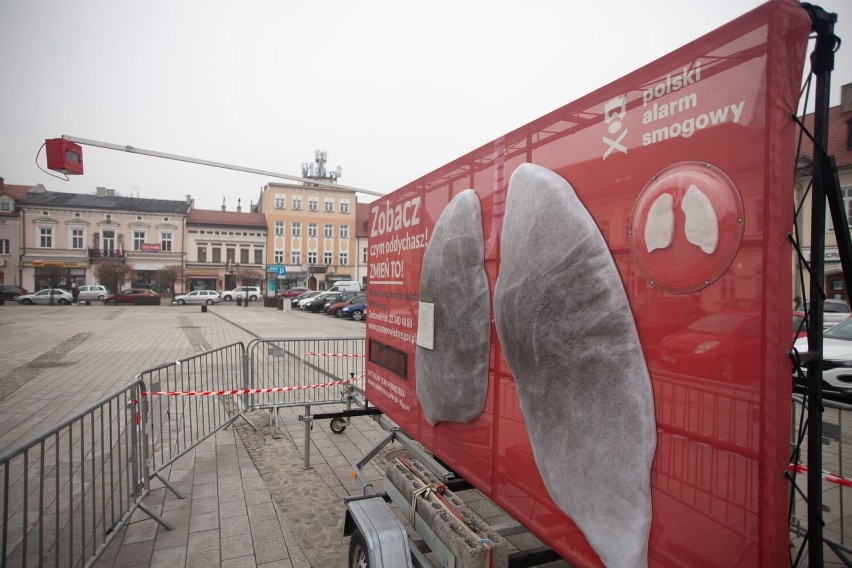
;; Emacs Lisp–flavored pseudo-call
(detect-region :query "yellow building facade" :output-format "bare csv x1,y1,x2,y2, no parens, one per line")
258,181,357,292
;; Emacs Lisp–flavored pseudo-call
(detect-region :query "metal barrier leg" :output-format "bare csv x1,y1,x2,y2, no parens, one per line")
151,471,185,499
137,503,175,530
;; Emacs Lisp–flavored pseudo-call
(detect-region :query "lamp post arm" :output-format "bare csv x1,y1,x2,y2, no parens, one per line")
61,135,387,198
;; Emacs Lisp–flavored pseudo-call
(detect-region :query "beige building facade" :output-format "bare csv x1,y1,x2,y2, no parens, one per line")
18,188,189,293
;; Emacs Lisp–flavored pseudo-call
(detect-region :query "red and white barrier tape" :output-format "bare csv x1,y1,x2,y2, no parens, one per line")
789,463,852,488
141,377,360,398
302,352,365,359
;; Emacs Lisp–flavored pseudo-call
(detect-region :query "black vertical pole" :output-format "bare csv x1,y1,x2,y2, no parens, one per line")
803,4,838,566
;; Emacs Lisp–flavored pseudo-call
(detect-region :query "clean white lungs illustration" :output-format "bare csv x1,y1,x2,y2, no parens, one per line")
645,184,717,254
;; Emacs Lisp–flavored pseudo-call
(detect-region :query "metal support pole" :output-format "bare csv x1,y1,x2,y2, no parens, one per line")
802,4,839,565
303,405,312,469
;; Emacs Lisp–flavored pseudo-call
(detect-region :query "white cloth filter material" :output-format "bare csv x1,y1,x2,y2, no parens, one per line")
644,193,675,253
681,184,718,254
493,163,657,568
415,189,490,426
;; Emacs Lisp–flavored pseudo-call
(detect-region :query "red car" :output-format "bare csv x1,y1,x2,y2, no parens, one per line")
103,288,159,305
276,287,309,299
325,294,366,316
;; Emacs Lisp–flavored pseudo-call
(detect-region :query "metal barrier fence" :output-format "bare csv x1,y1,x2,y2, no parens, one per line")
245,337,366,421
791,394,852,562
136,342,248,496
0,378,168,568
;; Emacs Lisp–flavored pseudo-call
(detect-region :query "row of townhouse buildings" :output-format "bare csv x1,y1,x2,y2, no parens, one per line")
0,179,371,296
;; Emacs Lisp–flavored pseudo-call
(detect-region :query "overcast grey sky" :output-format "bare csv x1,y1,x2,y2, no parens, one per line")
1,1,850,212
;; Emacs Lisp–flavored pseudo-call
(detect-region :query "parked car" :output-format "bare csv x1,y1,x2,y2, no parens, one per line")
221,286,261,302
276,287,309,299
173,290,221,305
103,289,159,305
292,291,322,308
16,288,73,305
339,302,366,321
793,310,807,339
793,317,852,400
326,294,367,316
0,284,28,301
301,291,350,313
658,313,760,382
299,290,352,314
798,299,851,329
327,280,362,292
77,284,109,302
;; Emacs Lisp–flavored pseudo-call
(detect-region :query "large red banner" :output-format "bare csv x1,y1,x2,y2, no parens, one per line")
365,1,811,565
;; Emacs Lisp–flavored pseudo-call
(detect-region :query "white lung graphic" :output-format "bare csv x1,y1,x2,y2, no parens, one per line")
681,184,718,254
644,193,674,253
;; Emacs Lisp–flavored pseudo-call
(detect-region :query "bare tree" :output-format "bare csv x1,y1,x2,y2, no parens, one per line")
95,261,131,294
157,264,184,296
235,268,264,287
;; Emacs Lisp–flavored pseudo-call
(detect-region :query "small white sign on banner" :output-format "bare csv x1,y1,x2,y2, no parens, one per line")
416,301,435,350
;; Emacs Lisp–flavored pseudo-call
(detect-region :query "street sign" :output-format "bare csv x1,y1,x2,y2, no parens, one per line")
278,267,287,276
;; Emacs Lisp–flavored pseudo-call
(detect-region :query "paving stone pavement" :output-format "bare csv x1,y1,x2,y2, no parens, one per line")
0,301,568,567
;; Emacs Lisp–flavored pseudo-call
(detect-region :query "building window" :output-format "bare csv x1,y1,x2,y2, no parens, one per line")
212,248,222,263
161,232,173,252
132,231,145,251
340,225,349,239
39,227,53,248
308,251,317,264
74,212,81,217
254,249,263,264
239,248,249,264
0,200,10,212
339,252,349,266
308,197,318,211
292,196,302,210
226,248,236,263
324,199,334,212
275,194,286,209
0,239,9,255
274,249,284,263
291,250,301,265
843,186,852,221
71,228,84,250
136,215,143,221
102,230,116,253
340,200,350,213
308,223,318,238
324,251,333,265
275,221,284,236
198,247,207,262
362,247,368,263
324,224,333,238
292,222,301,237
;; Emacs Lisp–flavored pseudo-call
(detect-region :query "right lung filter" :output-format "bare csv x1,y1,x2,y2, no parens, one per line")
494,163,657,568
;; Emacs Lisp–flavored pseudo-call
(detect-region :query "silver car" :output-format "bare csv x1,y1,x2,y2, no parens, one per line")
77,284,109,302
16,288,74,305
173,290,221,305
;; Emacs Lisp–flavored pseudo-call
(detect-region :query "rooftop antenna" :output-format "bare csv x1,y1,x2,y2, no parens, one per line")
302,150,342,184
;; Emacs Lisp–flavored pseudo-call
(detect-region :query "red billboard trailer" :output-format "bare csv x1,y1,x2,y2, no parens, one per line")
364,1,812,566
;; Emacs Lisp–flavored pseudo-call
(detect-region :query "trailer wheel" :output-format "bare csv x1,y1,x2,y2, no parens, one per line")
348,528,369,568
330,417,347,434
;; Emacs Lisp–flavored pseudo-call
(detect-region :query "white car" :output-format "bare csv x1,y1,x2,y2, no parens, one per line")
798,299,851,329
173,290,221,305
77,284,109,302
793,318,852,396
16,288,74,305
221,286,261,302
